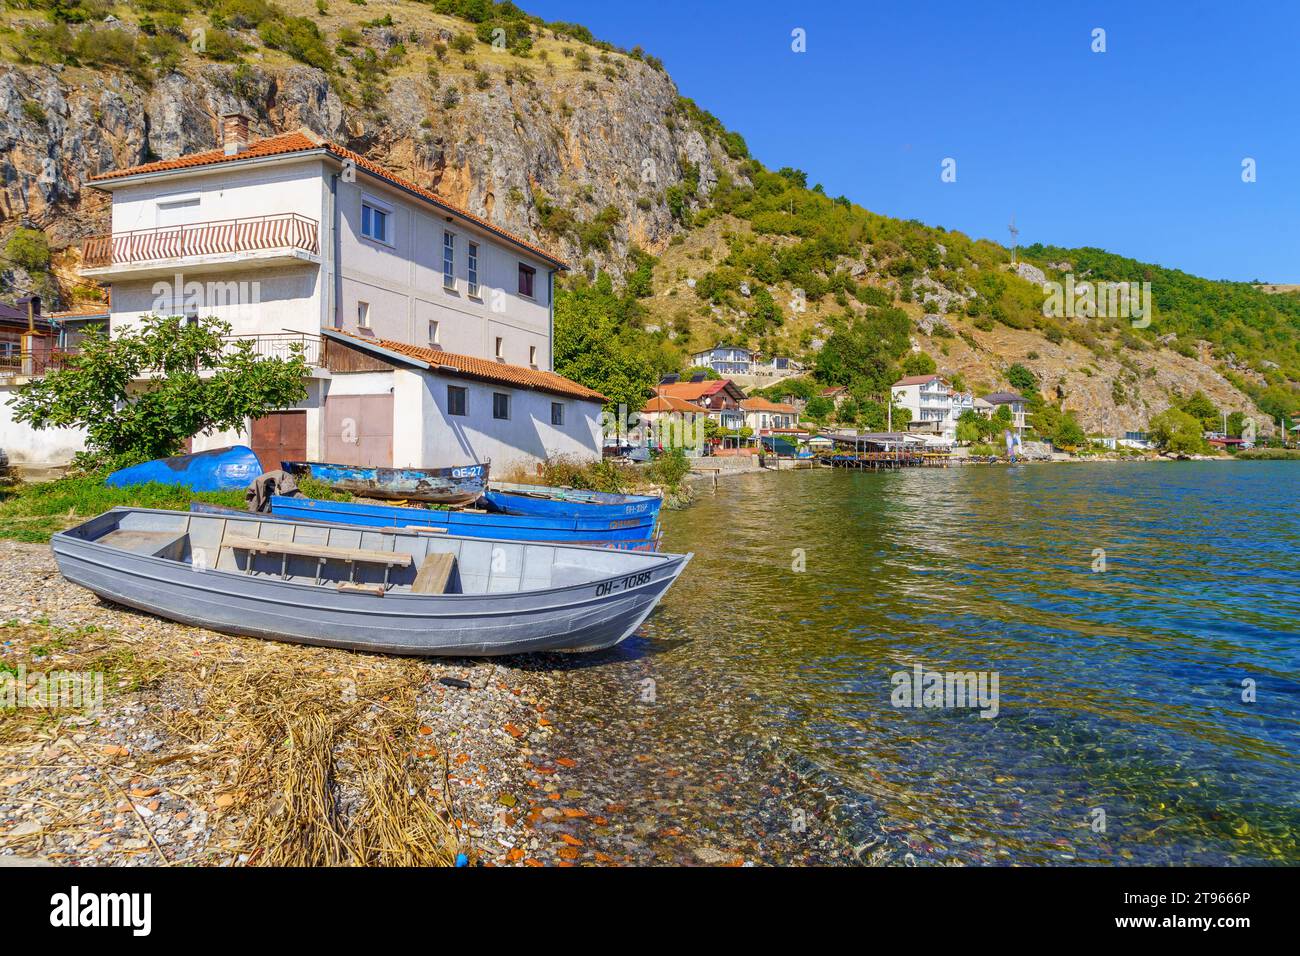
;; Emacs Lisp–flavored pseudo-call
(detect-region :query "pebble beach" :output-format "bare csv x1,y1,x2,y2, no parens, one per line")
0,540,883,867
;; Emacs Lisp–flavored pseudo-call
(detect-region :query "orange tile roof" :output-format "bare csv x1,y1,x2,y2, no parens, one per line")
643,395,709,414
655,379,743,402
331,332,606,403
740,396,798,413
50,305,110,319
87,129,567,269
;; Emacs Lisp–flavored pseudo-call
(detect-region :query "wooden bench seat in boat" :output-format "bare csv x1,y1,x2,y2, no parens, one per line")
411,552,456,594
222,533,413,567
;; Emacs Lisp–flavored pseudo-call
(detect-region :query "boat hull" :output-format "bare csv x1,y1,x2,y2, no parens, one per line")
270,495,659,549
482,482,662,521
282,460,488,505
105,446,261,492
51,510,688,657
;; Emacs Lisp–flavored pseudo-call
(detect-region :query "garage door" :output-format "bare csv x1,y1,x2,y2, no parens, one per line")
251,410,307,472
324,394,393,467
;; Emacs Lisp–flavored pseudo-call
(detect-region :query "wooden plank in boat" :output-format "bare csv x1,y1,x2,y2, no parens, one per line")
222,533,413,566
337,581,386,596
411,553,456,594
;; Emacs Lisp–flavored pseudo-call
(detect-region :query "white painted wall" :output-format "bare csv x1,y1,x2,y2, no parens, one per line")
332,173,554,368
392,368,600,472
0,386,87,470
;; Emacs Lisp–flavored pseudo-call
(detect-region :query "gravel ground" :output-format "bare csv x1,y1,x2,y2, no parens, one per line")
0,539,884,867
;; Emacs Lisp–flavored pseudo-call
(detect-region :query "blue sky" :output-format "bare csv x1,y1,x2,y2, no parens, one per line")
525,0,1297,282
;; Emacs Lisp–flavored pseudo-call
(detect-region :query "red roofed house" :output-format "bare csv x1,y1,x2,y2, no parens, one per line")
75,113,603,472
739,396,798,433
654,376,747,430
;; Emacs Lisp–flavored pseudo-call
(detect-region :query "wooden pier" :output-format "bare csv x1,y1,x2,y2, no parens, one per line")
818,451,951,470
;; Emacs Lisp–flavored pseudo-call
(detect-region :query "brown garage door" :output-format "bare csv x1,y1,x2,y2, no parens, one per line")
251,410,307,472
324,394,393,467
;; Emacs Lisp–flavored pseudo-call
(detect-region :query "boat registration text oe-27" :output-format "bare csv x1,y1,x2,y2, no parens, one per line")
596,571,654,597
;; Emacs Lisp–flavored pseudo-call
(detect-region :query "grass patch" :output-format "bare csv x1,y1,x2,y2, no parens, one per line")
0,476,248,543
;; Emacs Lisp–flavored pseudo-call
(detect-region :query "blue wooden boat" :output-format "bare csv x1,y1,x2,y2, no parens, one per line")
281,460,488,506
268,496,660,550
105,446,261,492
482,481,662,521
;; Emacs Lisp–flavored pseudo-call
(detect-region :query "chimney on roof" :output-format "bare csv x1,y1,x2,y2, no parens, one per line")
222,112,250,156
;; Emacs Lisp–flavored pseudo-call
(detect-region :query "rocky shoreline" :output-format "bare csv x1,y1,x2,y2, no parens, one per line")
0,541,882,867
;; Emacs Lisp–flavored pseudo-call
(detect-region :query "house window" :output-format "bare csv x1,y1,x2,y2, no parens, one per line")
361,201,389,243
493,392,510,420
357,301,370,328
529,345,537,367
495,336,504,360
447,385,467,416
518,263,535,298
428,320,440,346
443,231,456,290
467,242,479,297
551,402,564,426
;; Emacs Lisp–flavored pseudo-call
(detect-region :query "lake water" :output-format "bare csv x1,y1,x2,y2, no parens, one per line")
526,461,1299,865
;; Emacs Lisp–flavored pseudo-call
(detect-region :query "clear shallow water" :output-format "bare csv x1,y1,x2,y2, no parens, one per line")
527,462,1300,865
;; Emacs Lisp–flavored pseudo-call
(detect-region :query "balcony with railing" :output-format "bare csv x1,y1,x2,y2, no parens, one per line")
0,332,323,382
80,213,321,280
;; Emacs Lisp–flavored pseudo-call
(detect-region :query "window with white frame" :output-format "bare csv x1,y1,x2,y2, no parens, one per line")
447,385,467,417
357,301,370,328
529,345,537,367
467,242,479,297
443,231,456,290
551,402,564,426
428,320,440,346
495,336,504,360
493,392,510,420
361,200,390,243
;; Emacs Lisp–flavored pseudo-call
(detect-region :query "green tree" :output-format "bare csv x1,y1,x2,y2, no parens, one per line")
1006,362,1037,393
9,314,309,471
901,352,937,377
804,396,833,422
1149,407,1207,454
1180,390,1220,430
4,227,51,271
553,276,672,412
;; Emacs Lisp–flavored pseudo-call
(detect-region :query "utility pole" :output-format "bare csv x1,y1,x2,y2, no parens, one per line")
1008,214,1020,264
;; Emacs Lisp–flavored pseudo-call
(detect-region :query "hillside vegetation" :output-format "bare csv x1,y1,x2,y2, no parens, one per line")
1,0,1296,439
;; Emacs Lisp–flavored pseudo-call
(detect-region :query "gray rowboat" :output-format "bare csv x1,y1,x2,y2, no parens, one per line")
51,508,692,656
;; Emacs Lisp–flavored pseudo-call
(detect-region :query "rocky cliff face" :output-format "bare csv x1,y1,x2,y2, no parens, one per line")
0,45,738,269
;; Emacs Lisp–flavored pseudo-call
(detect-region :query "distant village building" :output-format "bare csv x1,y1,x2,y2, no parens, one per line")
818,385,850,409
979,392,1028,434
739,396,798,433
689,345,755,377
68,115,602,473
655,374,746,430
892,373,957,441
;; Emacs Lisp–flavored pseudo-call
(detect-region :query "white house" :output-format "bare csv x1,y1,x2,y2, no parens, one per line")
891,374,956,441
738,396,798,432
689,345,755,377
76,115,604,473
